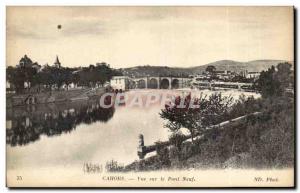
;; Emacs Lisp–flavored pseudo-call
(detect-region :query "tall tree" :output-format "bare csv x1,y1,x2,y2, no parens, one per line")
255,63,293,98
205,65,216,74
160,93,232,142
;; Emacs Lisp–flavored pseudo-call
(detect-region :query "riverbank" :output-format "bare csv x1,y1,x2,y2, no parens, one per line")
6,87,106,108
107,94,294,172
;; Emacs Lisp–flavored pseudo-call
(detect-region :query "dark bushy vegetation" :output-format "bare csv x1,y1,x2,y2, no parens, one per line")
255,62,293,98
105,159,125,172
160,92,233,142
6,55,122,94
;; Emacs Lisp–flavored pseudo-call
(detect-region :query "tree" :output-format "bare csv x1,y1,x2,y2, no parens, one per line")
255,63,293,98
205,65,216,74
7,55,123,92
276,62,292,89
6,55,40,93
160,94,203,142
39,68,55,90
7,67,25,93
78,62,122,87
71,73,80,85
61,68,73,90
160,93,232,142
255,66,277,97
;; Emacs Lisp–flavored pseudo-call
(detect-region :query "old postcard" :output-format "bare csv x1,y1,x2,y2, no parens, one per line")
6,6,294,187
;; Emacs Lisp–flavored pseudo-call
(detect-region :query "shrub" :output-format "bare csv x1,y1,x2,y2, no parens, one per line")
105,159,124,172
155,141,171,167
169,132,186,151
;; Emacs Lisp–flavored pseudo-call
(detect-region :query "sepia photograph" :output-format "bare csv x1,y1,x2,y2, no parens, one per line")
5,6,295,188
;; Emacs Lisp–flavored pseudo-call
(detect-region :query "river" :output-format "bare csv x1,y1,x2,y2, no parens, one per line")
6,89,260,174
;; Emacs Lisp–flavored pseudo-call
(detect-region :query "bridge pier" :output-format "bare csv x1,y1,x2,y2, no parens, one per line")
157,77,160,89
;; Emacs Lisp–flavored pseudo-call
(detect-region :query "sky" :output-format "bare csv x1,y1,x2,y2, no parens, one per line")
6,6,293,68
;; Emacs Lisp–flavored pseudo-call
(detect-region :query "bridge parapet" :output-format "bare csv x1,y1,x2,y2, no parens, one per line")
131,76,191,89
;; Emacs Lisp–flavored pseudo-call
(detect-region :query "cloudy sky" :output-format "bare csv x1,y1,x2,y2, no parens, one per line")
7,6,293,68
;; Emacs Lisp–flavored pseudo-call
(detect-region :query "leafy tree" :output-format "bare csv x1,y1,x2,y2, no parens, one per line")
7,55,123,92
160,93,232,142
7,67,25,93
202,93,233,126
169,132,186,151
255,66,278,97
255,63,293,98
205,65,216,74
160,94,203,142
61,68,73,90
275,62,292,90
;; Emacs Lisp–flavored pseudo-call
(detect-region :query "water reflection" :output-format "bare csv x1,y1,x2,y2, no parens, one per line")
6,98,115,146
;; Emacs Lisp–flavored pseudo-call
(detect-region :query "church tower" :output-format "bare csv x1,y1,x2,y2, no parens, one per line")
54,55,61,68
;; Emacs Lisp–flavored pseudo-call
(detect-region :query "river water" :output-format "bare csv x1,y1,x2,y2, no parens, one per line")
6,89,260,173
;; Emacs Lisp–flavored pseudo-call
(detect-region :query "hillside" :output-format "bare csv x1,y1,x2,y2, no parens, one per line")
120,59,289,77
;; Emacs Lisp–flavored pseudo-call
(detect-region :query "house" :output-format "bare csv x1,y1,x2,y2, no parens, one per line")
246,72,260,79
110,76,131,90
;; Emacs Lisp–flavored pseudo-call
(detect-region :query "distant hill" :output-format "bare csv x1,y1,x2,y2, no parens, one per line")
121,59,290,77
189,60,289,74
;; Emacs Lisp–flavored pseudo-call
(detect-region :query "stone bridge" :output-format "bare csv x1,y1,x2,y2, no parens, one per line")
131,77,191,89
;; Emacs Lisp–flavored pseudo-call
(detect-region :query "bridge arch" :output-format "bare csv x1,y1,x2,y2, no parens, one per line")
148,78,158,89
171,79,179,89
137,79,146,89
131,81,136,89
160,78,170,89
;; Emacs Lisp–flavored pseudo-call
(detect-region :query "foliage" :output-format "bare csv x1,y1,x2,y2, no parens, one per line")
160,93,233,142
231,75,252,83
227,95,262,119
105,159,124,172
6,55,123,93
169,132,186,151
155,141,171,167
255,62,293,98
77,63,122,87
205,65,216,74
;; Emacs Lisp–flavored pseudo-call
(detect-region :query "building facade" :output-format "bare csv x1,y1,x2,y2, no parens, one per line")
110,76,130,90
246,72,260,79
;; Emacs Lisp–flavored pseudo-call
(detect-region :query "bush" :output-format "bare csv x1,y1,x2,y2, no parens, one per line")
169,132,186,151
105,159,124,172
155,141,171,168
